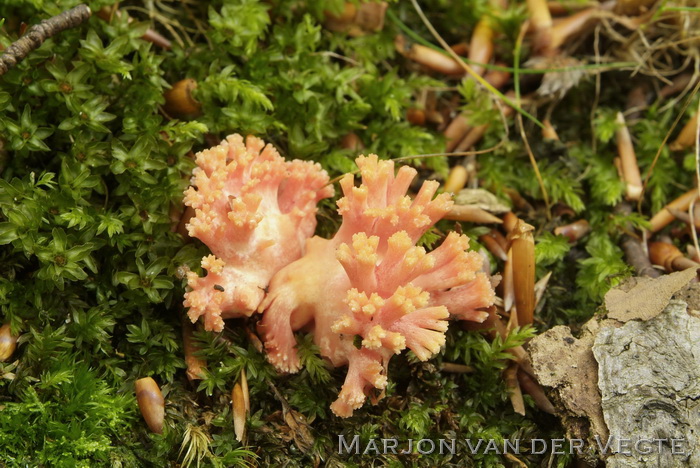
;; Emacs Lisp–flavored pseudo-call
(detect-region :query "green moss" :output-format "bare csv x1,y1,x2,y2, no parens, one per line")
0,0,694,466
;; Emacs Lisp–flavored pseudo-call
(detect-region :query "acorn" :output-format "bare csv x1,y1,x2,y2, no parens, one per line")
0,324,18,362
135,377,165,434
163,79,202,119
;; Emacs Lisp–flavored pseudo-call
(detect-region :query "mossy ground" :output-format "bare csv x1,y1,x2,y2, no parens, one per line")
0,0,697,466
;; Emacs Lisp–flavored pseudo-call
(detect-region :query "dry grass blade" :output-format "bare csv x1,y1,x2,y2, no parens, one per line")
534,271,552,308
640,80,700,209
269,381,315,453
504,363,526,415
179,424,213,468
97,6,172,49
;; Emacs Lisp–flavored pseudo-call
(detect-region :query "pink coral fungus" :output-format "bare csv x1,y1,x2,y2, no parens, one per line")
259,154,495,417
183,134,333,332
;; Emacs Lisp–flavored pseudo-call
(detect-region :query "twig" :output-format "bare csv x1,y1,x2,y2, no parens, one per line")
615,203,661,278
0,4,91,76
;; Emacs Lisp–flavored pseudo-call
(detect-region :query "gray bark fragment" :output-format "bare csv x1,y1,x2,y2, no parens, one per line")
592,300,700,468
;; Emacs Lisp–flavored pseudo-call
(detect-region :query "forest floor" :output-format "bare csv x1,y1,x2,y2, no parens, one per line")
0,0,698,467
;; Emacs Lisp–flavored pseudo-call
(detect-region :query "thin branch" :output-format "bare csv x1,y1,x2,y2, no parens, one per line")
0,4,91,76
616,203,661,278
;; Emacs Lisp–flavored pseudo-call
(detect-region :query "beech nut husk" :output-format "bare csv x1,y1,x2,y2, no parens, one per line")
163,79,202,119
0,324,18,362
135,377,165,434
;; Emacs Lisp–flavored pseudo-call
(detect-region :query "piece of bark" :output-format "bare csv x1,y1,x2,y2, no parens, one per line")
604,268,697,322
530,274,700,466
593,300,700,467
528,323,610,452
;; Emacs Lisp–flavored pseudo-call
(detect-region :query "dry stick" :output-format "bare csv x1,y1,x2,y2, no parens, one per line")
517,369,555,414
0,4,91,76
615,202,661,278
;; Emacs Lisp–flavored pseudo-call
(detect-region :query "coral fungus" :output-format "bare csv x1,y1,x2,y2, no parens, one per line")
183,134,333,332
259,155,495,416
